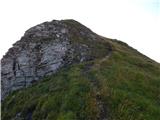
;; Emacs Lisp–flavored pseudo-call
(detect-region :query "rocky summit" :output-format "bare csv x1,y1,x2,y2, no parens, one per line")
1,20,160,120
1,20,112,99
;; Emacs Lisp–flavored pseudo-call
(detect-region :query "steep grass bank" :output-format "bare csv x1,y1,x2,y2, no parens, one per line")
2,39,160,120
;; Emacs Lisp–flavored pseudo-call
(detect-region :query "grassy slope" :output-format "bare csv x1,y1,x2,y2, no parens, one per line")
2,38,160,120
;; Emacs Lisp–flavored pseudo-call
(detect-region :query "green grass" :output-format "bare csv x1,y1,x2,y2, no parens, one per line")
97,51,160,120
2,26,160,120
2,63,100,120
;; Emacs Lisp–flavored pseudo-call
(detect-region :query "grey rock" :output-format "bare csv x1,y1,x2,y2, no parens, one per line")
1,19,111,100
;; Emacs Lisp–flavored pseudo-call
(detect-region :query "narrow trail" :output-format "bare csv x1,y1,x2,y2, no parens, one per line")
83,51,112,120
94,51,112,70
93,52,112,120
90,78,108,120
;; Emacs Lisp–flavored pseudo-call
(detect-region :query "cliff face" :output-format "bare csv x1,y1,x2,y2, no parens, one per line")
1,20,111,99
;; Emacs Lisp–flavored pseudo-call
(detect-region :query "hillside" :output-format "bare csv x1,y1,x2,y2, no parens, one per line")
1,20,160,120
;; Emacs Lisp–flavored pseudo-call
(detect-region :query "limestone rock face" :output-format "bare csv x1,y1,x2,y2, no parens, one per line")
1,20,111,99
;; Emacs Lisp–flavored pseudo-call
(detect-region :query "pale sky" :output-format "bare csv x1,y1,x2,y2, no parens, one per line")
0,0,160,62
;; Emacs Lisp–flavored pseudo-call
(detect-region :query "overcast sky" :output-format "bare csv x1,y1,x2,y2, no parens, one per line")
0,0,160,62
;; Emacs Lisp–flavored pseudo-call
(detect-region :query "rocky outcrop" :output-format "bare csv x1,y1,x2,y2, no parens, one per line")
1,19,112,99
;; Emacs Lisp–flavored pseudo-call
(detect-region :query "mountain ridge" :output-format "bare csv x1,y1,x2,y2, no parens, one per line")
1,19,160,120
1,19,113,99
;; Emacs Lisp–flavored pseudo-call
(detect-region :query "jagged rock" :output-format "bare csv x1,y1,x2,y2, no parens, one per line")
1,19,112,99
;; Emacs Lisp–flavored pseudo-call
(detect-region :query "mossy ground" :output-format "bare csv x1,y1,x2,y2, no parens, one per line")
2,38,160,120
